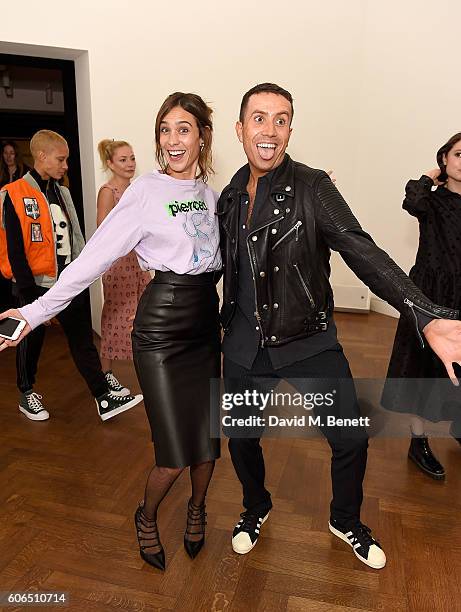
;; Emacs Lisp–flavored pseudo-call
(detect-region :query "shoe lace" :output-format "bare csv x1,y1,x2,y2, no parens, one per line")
107,390,133,402
350,522,377,548
105,371,122,389
238,512,260,533
27,393,44,412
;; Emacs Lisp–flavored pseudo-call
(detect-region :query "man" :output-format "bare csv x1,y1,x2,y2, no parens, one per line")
0,130,142,421
218,83,461,569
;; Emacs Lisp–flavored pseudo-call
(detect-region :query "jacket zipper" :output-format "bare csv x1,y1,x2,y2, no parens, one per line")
247,239,265,347
403,298,445,349
272,220,302,251
247,216,285,347
293,263,315,308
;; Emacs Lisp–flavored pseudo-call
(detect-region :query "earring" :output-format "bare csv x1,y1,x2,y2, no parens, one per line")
200,143,204,150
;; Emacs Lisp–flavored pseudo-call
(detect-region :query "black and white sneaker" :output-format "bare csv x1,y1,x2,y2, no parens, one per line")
18,391,50,421
95,390,143,421
104,371,130,397
232,511,270,554
329,520,386,569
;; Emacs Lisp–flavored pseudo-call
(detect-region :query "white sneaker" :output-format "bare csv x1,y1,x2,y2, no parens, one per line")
19,391,49,421
232,511,270,554
329,520,386,569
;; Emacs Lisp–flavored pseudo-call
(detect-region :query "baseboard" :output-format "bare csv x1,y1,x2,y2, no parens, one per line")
332,284,370,312
370,297,399,318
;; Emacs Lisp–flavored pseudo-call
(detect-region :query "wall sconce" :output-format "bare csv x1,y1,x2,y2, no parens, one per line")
1,69,14,98
45,83,53,105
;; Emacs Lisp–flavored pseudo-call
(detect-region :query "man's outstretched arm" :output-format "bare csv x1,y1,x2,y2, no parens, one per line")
314,174,461,382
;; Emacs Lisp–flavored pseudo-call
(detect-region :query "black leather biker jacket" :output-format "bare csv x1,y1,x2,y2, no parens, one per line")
217,155,459,347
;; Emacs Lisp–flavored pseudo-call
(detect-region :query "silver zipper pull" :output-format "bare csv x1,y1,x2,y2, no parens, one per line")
296,221,300,241
404,298,424,348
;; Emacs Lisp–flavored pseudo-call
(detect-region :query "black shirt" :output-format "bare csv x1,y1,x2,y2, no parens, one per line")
222,158,339,370
0,164,31,189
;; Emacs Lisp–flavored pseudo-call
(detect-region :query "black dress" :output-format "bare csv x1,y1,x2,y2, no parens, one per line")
382,176,461,422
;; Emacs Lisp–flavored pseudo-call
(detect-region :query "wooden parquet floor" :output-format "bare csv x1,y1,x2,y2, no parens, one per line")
1,312,461,612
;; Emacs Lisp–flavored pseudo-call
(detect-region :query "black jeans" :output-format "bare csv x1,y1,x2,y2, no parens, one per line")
223,345,368,527
16,288,107,398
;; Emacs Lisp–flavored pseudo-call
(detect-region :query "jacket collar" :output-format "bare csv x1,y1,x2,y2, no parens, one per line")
29,168,57,195
22,169,58,196
22,170,43,194
218,155,297,239
228,154,295,199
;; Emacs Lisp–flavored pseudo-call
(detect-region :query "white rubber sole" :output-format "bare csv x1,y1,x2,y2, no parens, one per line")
108,388,131,397
232,512,270,554
19,405,49,421
328,522,386,569
98,394,143,421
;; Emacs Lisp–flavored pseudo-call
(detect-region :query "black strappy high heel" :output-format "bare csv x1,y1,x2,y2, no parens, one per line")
184,498,207,559
134,504,165,570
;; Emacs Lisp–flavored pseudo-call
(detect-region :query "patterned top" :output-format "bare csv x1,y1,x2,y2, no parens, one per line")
20,170,221,329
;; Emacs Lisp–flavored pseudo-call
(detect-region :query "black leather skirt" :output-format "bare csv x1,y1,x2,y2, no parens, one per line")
132,271,221,468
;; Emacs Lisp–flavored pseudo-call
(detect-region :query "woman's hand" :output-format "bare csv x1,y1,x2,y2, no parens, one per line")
423,318,461,384
425,168,445,185
0,309,32,351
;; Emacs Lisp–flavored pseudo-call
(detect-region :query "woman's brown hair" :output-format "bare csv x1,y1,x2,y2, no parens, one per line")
0,140,27,186
436,132,461,183
155,92,214,183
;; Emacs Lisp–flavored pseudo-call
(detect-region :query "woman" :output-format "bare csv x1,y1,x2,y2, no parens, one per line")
0,140,30,188
382,132,461,479
96,139,151,395
0,93,222,570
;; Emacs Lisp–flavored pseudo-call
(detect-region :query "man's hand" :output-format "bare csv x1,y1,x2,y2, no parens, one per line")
0,309,32,351
423,318,461,384
425,168,445,186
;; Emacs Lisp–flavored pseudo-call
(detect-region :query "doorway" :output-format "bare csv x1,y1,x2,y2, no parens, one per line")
0,53,83,308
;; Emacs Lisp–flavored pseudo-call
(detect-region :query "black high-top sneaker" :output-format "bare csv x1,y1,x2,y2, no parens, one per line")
18,391,49,421
95,390,143,421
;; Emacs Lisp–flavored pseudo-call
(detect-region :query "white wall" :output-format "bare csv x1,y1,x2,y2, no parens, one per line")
340,1,461,315
2,0,460,326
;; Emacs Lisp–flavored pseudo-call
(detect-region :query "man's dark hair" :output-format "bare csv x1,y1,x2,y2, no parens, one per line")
239,83,294,123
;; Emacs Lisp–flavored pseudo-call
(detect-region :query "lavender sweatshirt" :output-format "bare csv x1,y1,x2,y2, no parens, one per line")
19,170,222,330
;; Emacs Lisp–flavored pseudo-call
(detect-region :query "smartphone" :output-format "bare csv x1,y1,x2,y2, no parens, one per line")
0,317,27,341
